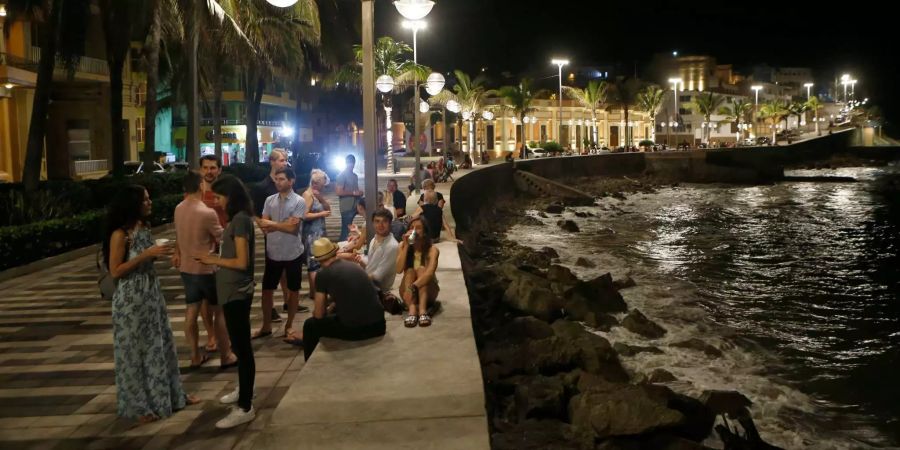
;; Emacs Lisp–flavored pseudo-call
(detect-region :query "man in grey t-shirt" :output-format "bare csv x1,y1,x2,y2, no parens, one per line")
297,238,386,360
335,154,361,242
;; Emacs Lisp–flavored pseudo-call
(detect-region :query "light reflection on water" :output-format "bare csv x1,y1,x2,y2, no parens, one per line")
508,165,900,449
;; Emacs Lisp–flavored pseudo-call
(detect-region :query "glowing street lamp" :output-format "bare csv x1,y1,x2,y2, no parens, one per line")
266,0,299,6
751,85,763,138
375,75,395,93
551,58,569,150
668,77,683,148
804,82,813,99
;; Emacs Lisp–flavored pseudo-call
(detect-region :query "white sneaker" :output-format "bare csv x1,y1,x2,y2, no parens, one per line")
215,406,256,429
219,387,256,404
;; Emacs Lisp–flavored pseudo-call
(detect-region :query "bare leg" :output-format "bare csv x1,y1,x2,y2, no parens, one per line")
199,301,215,350
401,269,419,317
284,290,300,333
280,273,289,307
211,305,236,365
415,267,430,315
185,304,201,365
307,271,317,300
258,290,274,334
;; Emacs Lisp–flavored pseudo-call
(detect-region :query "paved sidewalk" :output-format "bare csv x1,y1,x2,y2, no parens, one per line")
0,163,493,449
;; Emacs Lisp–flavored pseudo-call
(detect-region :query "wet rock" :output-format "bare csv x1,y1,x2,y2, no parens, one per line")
482,336,581,381
648,369,677,383
562,197,596,207
612,191,627,200
564,273,628,314
538,211,549,218
613,343,664,357
569,383,685,440
575,257,596,268
479,236,502,247
546,204,565,214
490,420,583,450
557,220,580,232
612,276,637,290
584,312,619,332
512,248,553,269
538,246,559,259
551,320,629,383
574,211,593,218
641,435,717,450
502,270,563,321
514,376,566,421
621,309,667,339
548,265,579,285
700,390,753,417
672,339,724,358
489,316,555,343
520,216,545,226
597,227,616,235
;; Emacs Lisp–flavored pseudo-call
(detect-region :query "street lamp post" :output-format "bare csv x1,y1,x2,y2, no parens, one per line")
668,77,682,150
551,58,569,147
850,79,857,100
804,82,813,100
751,85,762,139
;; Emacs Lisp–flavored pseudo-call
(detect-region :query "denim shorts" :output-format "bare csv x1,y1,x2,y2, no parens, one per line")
180,273,218,306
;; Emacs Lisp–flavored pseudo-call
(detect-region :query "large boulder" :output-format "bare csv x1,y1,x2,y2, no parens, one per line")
545,204,566,214
489,316,555,343
612,276,637,290
700,390,753,417
584,312,619,332
564,273,628,315
621,309,667,339
575,257,596,268
557,220,580,233
569,383,685,440
481,336,581,381
548,264,579,285
514,376,567,421
647,368,677,383
501,269,562,321
551,320,629,383
538,246,560,259
672,339,724,358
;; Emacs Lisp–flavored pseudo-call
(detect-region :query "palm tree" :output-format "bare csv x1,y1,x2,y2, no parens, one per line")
722,99,753,142
497,78,544,157
805,96,823,136
607,77,642,148
637,85,665,143
330,37,428,165
6,0,91,189
429,70,490,160
786,101,807,133
690,92,727,144
563,80,608,146
759,99,789,144
226,0,320,165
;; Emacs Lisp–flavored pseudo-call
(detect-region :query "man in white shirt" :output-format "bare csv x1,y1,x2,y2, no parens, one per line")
340,208,399,293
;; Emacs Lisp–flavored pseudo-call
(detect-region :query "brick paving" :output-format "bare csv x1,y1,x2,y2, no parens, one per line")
0,176,401,450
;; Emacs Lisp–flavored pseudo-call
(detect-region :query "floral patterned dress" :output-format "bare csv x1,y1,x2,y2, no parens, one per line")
111,227,186,419
303,194,327,272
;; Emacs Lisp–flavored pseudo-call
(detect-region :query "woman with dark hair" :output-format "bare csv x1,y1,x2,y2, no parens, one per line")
194,175,258,429
396,216,441,328
104,185,197,424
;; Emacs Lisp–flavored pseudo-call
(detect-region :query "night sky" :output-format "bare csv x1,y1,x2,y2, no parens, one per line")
368,0,900,126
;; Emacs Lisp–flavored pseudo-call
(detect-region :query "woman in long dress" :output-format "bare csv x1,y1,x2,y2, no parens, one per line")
104,185,198,424
301,169,331,298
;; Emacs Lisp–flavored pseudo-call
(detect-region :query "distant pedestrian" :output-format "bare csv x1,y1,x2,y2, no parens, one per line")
301,169,331,301
335,155,362,242
104,185,199,424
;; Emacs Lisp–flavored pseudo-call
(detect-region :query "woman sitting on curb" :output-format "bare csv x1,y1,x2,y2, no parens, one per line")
396,216,440,327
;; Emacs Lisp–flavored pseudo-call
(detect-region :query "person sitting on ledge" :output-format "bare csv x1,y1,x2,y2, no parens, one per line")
298,238,386,360
410,190,457,243
397,216,440,328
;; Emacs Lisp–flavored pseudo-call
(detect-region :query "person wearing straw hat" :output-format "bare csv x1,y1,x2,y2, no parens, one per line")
296,238,386,360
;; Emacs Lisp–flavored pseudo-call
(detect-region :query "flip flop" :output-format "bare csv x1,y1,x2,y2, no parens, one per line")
189,353,210,369
205,343,218,353
282,330,304,347
251,330,272,340
219,359,239,371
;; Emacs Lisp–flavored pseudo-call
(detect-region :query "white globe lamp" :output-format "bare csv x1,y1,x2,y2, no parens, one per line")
425,72,445,96
266,0,299,7
393,0,435,20
376,75,395,93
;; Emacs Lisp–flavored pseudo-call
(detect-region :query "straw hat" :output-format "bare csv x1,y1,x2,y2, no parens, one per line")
310,237,338,261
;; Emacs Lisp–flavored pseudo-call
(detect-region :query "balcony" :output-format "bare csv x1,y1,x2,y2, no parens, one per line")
1,48,109,77
72,159,109,179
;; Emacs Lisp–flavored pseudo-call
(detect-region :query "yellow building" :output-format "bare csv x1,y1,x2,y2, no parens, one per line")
0,9,145,182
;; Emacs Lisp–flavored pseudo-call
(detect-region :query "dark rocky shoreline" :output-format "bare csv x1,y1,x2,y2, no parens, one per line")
458,175,783,450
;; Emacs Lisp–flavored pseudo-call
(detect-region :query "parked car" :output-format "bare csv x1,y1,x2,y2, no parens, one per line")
755,136,771,146
531,149,549,158
123,161,166,176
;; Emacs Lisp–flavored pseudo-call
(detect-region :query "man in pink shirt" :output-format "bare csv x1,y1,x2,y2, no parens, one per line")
174,171,237,369
197,155,226,351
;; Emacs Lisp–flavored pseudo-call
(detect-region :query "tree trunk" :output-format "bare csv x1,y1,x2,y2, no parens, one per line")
143,0,162,168
623,105,629,148
292,82,304,164
815,109,820,136
22,0,64,190
109,57,127,176
244,74,265,165
213,78,223,160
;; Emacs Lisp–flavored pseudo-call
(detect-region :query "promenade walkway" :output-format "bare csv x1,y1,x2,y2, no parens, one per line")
0,165,491,449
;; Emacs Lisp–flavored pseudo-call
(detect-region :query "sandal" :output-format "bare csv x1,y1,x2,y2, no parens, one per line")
185,394,201,406
189,353,211,369
251,329,272,340
418,314,432,327
404,315,418,328
282,329,303,346
205,343,218,353
138,414,159,425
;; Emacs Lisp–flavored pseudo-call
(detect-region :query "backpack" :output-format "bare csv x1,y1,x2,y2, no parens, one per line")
97,229,131,300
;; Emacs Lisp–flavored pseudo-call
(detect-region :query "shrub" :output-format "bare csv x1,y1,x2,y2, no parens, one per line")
542,141,563,154
223,163,270,183
639,139,655,147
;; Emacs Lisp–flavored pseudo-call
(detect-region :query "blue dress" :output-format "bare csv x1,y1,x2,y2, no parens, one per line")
303,194,327,272
111,227,186,419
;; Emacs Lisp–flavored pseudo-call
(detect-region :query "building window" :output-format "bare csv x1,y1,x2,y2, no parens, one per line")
679,95,691,102
130,48,143,73
135,117,145,144
135,83,146,107
678,108,691,115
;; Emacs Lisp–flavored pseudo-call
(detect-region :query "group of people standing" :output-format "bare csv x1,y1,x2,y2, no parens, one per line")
103,152,452,430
